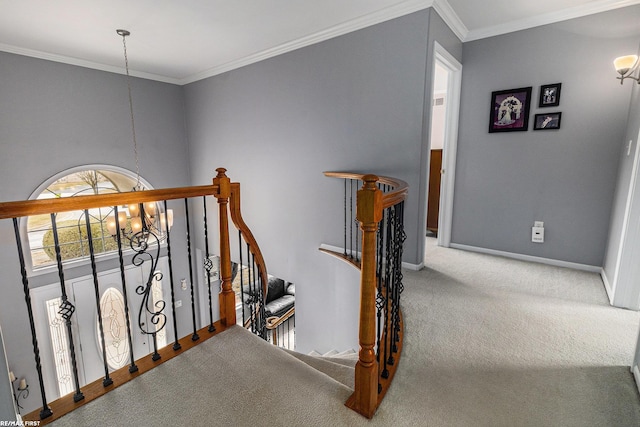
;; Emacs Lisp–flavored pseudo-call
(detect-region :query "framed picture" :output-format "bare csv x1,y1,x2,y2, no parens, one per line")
533,112,562,130
488,87,532,133
539,83,561,107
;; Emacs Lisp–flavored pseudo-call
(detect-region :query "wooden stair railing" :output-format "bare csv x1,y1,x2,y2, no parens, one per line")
0,168,267,424
322,171,409,419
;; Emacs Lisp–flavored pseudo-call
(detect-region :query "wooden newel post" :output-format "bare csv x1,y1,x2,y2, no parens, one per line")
348,174,383,418
214,168,236,327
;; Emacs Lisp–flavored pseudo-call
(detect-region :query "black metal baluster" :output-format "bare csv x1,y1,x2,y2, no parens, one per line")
83,212,113,387
350,179,354,259
393,202,406,352
163,201,181,351
246,243,255,334
202,196,216,333
375,210,385,393
256,261,267,339
50,214,84,402
113,206,138,373
386,207,397,366
344,178,347,257
184,199,199,341
13,218,53,420
239,230,246,327
381,207,393,377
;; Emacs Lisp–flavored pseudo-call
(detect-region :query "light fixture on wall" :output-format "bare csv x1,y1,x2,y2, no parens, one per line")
614,55,640,85
9,371,28,414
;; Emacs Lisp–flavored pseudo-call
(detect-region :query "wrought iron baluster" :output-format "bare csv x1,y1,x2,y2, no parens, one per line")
350,179,354,259
239,230,246,327
113,206,138,373
246,242,255,334
83,211,113,387
130,203,165,362
163,200,181,351
381,206,394,377
375,210,385,393
50,214,84,403
13,218,53,420
344,178,348,257
256,260,267,339
392,202,406,352
184,198,199,341
202,196,216,333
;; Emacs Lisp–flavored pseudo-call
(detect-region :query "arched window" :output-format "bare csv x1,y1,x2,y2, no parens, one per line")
26,166,150,270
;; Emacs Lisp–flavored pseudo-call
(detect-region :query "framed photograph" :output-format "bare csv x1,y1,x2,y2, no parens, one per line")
539,83,561,107
488,87,532,133
533,112,562,130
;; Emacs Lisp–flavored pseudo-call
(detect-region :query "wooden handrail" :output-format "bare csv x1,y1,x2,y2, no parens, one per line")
0,185,217,219
228,181,269,302
322,171,409,209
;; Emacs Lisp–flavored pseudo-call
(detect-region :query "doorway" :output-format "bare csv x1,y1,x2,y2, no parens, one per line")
425,42,462,261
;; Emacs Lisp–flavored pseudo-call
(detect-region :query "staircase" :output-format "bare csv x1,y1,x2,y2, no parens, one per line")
47,326,369,426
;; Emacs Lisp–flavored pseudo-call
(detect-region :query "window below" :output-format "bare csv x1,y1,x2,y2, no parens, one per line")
27,167,148,270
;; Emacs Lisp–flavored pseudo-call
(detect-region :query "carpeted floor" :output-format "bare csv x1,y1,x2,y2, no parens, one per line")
50,239,640,426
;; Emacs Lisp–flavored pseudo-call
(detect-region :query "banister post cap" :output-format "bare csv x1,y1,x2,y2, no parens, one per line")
213,167,231,199
362,174,379,188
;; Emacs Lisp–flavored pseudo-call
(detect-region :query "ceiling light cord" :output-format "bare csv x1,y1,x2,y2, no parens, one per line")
118,29,141,191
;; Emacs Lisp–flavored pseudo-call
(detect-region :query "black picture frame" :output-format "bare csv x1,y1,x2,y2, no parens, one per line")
488,87,532,133
533,112,562,130
539,83,561,107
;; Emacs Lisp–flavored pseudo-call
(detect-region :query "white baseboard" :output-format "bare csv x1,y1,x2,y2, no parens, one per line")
448,243,601,273
402,261,423,271
600,269,615,305
633,365,640,397
319,243,423,271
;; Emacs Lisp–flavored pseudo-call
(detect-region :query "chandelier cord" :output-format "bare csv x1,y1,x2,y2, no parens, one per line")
120,31,141,191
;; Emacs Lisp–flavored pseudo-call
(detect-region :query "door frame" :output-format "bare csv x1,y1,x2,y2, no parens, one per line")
431,42,462,248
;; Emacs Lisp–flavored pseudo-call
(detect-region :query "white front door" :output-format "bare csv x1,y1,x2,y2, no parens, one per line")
31,257,172,399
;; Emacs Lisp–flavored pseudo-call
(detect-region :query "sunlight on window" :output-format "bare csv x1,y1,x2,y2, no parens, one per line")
28,169,144,269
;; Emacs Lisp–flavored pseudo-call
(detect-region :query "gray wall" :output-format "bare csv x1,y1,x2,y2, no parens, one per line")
0,326,17,423
604,41,640,310
453,6,640,267
0,52,192,414
184,9,461,353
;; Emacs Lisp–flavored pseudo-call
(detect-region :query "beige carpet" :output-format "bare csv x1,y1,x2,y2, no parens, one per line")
50,239,640,426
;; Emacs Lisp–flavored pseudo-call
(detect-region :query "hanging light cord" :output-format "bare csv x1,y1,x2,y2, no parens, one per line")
118,29,141,190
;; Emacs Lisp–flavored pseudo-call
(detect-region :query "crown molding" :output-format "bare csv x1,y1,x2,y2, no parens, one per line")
179,0,436,84
431,0,468,42
0,42,181,85
465,0,640,42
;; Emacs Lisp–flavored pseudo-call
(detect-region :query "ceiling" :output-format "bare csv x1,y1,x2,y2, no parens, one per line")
1,0,639,85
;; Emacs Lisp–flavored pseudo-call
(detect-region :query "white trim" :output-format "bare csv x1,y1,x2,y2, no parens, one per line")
633,365,640,397
0,43,181,85
26,164,155,201
179,0,435,84
319,243,422,271
403,261,424,271
601,269,615,304
432,42,462,250
449,243,602,273
431,0,468,41
611,130,640,305
465,0,640,41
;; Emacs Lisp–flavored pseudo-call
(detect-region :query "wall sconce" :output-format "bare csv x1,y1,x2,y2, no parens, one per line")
9,371,29,414
614,55,640,85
